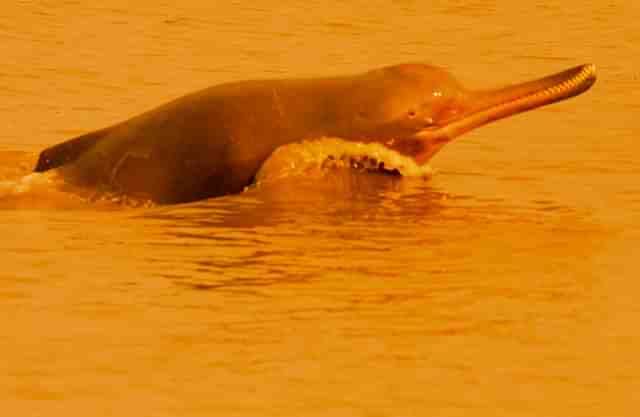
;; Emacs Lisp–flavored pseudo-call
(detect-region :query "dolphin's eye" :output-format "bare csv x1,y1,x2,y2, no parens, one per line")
407,110,416,118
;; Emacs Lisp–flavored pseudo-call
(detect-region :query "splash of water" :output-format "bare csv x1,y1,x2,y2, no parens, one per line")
0,172,53,197
253,137,434,187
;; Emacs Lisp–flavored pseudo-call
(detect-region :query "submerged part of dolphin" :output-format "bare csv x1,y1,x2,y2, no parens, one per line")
34,63,596,204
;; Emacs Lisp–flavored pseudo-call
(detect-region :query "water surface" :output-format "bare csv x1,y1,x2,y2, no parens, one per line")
1,1,639,416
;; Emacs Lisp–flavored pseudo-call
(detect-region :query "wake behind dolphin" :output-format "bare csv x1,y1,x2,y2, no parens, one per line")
34,63,596,204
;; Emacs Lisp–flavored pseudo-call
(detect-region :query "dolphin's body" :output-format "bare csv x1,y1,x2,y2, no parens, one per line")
34,63,596,203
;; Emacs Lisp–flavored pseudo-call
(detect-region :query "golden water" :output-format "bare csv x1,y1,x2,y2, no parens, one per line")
1,1,639,416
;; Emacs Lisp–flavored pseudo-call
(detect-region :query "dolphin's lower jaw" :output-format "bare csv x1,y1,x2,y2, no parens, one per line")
408,64,597,165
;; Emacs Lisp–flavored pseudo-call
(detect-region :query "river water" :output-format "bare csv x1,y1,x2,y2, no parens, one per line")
1,1,639,416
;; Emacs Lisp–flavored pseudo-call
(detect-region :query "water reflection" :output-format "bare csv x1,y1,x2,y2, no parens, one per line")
134,170,451,292
125,166,603,313
140,169,448,228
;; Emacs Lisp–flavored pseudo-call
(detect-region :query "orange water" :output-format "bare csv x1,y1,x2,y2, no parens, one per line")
2,1,639,416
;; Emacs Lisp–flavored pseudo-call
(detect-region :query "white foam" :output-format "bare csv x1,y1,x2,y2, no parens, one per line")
0,172,53,197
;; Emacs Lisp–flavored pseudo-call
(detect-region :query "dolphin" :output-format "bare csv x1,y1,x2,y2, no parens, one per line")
34,63,596,203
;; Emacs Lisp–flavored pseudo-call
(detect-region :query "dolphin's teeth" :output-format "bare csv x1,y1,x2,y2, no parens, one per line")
506,64,594,108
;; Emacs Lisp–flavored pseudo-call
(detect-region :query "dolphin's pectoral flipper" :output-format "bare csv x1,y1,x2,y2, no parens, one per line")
34,127,114,172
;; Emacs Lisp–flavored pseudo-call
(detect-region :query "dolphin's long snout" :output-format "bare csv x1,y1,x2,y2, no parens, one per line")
413,64,597,163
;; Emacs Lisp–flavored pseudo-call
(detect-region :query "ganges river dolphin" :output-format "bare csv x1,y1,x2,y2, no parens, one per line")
34,63,596,204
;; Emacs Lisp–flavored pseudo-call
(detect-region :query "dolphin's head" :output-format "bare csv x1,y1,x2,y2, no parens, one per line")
335,63,596,164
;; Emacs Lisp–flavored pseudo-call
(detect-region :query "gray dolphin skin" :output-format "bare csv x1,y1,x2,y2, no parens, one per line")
34,63,596,204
